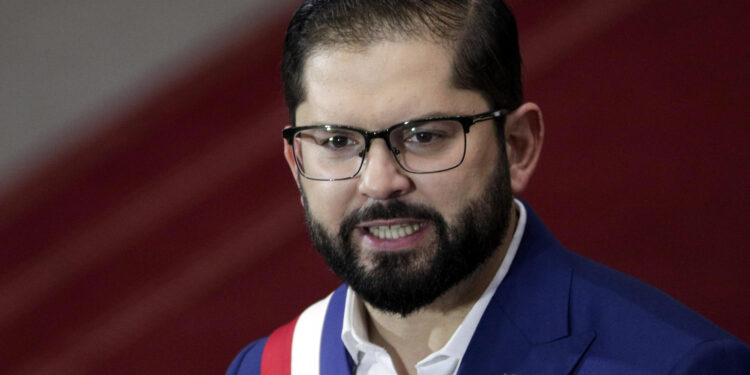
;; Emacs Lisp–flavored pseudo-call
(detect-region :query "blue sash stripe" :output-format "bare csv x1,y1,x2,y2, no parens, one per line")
319,284,355,374
226,337,267,375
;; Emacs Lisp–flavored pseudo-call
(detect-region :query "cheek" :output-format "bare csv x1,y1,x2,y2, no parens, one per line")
464,129,502,180
413,173,470,221
302,181,358,228
419,134,501,217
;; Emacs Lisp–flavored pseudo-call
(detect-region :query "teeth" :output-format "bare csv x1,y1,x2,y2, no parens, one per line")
367,223,424,240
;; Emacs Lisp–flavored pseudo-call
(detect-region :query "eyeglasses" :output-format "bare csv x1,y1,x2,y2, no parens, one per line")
282,109,507,181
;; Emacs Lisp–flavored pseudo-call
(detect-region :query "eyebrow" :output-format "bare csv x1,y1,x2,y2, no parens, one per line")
407,111,456,120
301,111,463,127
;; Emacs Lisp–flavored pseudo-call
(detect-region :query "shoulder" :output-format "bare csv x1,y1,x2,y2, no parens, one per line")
556,248,750,372
562,247,724,338
668,338,750,374
224,286,346,375
225,338,267,375
520,202,745,345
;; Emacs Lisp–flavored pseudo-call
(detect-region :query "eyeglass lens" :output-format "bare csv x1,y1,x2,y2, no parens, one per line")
292,120,466,180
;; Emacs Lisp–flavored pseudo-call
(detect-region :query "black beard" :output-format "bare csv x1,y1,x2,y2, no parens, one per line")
303,165,512,317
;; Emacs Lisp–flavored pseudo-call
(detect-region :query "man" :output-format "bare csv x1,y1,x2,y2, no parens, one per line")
228,0,750,374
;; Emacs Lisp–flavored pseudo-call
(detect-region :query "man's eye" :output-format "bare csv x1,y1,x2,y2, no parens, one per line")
322,135,354,148
405,131,440,144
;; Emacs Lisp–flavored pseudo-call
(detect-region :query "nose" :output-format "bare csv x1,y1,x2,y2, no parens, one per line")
357,139,413,200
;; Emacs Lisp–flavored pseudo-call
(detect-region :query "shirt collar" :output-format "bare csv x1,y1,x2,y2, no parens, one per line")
341,198,528,370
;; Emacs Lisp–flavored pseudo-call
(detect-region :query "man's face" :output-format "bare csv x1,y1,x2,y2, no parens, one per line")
289,39,513,316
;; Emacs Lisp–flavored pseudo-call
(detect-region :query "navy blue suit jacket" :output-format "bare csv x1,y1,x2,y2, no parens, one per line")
228,203,750,374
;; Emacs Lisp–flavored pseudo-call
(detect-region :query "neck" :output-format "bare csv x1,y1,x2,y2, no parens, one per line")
363,206,518,374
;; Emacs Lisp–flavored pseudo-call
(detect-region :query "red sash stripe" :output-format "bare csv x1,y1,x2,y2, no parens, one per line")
260,316,299,375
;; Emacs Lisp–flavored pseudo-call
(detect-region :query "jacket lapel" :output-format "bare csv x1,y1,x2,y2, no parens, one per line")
458,203,595,374
516,330,596,374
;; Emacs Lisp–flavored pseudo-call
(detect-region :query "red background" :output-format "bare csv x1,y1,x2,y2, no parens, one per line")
1,1,748,373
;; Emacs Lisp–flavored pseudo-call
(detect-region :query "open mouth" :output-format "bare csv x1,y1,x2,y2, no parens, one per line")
365,222,426,240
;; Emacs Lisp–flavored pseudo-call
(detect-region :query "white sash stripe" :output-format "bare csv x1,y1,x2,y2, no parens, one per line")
290,293,333,375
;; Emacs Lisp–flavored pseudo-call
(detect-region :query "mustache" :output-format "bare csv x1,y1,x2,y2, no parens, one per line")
345,200,441,224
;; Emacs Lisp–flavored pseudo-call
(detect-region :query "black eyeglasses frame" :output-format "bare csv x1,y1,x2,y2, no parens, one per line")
282,109,508,181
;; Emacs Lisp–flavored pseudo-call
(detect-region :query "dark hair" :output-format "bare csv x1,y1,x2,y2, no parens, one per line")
281,0,522,125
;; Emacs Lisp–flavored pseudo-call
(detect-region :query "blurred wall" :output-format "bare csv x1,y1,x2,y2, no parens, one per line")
1,1,748,374
0,0,294,188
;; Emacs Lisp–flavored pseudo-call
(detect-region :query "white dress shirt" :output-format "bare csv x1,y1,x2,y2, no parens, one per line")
341,199,528,375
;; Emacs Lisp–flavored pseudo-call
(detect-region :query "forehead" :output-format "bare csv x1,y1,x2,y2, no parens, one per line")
296,39,487,127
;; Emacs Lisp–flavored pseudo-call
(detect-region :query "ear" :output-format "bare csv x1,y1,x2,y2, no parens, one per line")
282,126,301,190
504,102,544,194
